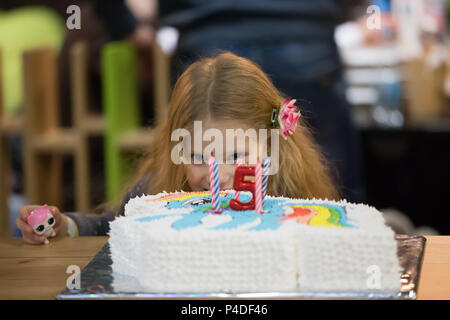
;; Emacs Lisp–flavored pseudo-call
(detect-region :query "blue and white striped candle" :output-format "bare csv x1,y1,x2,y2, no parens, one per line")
208,156,221,212
262,157,271,200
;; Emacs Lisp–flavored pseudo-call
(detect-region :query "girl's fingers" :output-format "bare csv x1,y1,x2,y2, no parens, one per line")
48,206,62,227
16,217,33,234
22,232,47,245
48,206,60,215
23,236,47,245
18,205,42,222
53,218,65,236
16,218,46,244
17,212,47,244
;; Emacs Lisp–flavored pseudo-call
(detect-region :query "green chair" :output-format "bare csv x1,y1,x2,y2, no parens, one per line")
101,42,141,203
0,6,64,114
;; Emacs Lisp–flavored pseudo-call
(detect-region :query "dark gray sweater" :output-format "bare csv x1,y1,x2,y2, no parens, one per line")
159,0,367,82
65,175,152,236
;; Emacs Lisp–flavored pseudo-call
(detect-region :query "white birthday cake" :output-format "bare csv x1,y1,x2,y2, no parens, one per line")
108,191,402,294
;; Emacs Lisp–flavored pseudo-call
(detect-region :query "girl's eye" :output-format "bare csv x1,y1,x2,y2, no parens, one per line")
229,153,245,164
36,225,44,232
191,153,204,164
48,217,55,225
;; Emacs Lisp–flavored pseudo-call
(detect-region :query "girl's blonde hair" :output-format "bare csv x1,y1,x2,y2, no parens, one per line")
125,51,340,204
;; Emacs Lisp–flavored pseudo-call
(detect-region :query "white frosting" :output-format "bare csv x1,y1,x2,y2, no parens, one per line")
109,190,402,293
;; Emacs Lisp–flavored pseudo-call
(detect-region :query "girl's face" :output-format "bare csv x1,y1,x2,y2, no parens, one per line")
183,119,263,191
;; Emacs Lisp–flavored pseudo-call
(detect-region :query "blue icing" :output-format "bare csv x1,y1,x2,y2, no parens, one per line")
173,196,288,231
172,208,209,229
249,198,288,231
136,214,171,223
212,210,260,230
329,204,354,227
134,193,352,231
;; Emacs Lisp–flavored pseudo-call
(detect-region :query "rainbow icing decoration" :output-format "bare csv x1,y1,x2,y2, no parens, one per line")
136,192,354,230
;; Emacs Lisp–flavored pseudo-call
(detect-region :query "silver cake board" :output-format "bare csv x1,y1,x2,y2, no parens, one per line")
56,235,426,300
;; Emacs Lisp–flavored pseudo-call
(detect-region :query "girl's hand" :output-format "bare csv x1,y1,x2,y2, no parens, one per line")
16,205,68,245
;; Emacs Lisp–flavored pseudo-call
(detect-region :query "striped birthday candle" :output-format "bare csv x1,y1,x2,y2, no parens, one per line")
235,157,243,201
208,156,221,212
262,157,271,200
254,161,262,213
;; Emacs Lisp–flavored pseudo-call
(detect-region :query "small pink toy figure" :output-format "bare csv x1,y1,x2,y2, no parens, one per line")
27,204,56,244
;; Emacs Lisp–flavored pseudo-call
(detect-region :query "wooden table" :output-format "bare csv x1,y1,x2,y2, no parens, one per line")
0,236,449,300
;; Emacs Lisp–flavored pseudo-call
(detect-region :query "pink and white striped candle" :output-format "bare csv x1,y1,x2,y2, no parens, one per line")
235,157,243,201
208,156,221,212
254,161,262,213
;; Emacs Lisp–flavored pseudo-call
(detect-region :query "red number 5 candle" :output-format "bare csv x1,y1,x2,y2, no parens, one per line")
229,165,255,211
229,162,263,213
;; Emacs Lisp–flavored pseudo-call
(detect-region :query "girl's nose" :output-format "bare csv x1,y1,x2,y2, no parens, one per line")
219,174,232,190
220,179,232,190
219,165,234,190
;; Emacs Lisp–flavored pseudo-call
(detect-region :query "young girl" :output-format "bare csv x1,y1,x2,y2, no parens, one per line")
17,52,339,244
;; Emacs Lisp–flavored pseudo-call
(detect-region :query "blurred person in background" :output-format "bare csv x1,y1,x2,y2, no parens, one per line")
1,0,396,206
96,0,400,203
58,0,156,208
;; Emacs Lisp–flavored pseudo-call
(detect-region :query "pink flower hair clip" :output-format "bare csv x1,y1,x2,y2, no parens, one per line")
271,98,301,140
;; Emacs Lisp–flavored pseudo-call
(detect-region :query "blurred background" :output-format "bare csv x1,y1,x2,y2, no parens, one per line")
0,0,449,237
